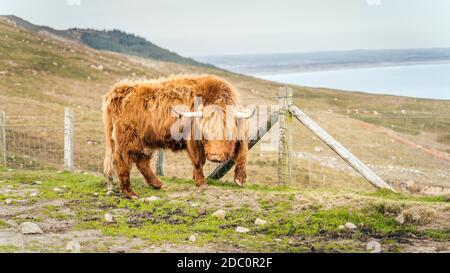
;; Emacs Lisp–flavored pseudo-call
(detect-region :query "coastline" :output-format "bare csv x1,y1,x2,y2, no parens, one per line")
240,60,450,77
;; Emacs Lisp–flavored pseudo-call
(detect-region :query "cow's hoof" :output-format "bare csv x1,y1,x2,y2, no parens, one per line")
196,184,208,191
234,179,245,187
150,182,165,190
124,192,139,199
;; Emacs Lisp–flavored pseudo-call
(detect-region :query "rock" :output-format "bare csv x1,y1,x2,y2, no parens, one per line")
314,147,323,153
90,64,104,71
366,240,382,253
142,196,161,202
34,181,42,185
188,234,196,242
20,222,43,234
93,192,99,196
254,218,267,226
395,214,405,225
29,190,40,197
106,190,114,196
190,203,199,207
66,241,81,253
337,225,345,230
5,198,12,205
104,213,114,223
344,222,357,230
236,226,250,233
198,208,207,216
53,187,63,193
212,209,226,220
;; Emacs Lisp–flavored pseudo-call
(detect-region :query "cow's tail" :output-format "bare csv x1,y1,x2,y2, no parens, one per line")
102,96,115,191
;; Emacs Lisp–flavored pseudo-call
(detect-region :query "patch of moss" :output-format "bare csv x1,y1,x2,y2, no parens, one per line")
0,245,20,253
366,189,448,203
421,229,450,241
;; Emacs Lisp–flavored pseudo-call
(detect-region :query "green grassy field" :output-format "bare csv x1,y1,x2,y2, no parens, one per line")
0,169,448,252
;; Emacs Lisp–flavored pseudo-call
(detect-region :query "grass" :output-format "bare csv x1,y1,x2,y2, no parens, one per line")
1,169,449,252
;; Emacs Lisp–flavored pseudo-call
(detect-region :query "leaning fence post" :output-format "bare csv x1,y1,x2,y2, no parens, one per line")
289,105,395,192
277,87,293,186
64,107,74,171
0,111,6,167
156,150,164,176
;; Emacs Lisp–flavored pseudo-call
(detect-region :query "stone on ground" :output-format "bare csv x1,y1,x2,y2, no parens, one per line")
236,226,250,233
142,196,161,202
212,209,226,220
395,214,405,224
66,241,81,253
104,213,114,223
366,240,382,253
53,187,64,193
20,222,43,234
344,222,357,230
254,218,267,226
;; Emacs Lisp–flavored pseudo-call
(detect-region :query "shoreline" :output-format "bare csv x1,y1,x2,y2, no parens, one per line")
241,60,450,77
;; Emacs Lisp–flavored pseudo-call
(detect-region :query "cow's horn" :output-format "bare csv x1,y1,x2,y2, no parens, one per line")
171,107,203,118
235,108,256,119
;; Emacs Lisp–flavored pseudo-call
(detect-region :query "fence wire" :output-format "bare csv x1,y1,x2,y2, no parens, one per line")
1,109,449,194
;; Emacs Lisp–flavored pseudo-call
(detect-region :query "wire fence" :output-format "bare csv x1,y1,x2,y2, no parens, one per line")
1,107,449,194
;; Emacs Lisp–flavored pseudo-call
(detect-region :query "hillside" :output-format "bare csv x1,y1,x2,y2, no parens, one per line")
0,15,449,195
3,15,209,68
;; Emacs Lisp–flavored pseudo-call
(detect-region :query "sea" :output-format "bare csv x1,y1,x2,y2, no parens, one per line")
258,63,450,100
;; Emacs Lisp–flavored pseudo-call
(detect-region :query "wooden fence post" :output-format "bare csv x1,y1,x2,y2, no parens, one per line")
64,107,74,171
278,87,293,186
156,150,164,176
289,105,395,191
0,111,6,167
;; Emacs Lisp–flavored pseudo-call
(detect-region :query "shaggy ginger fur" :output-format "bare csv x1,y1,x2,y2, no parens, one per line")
103,75,249,198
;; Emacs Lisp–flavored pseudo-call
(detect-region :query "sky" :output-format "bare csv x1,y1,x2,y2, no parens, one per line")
1,0,450,56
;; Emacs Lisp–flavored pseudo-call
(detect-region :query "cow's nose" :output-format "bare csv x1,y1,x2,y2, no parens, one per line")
208,154,222,162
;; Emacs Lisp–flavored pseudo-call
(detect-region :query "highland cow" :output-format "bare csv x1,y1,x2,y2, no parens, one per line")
103,75,254,198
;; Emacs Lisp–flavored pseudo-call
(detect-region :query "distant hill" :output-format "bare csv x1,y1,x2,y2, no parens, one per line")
197,48,450,74
4,15,210,68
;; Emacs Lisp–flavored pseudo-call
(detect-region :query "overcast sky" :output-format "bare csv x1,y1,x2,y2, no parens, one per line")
1,0,449,56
